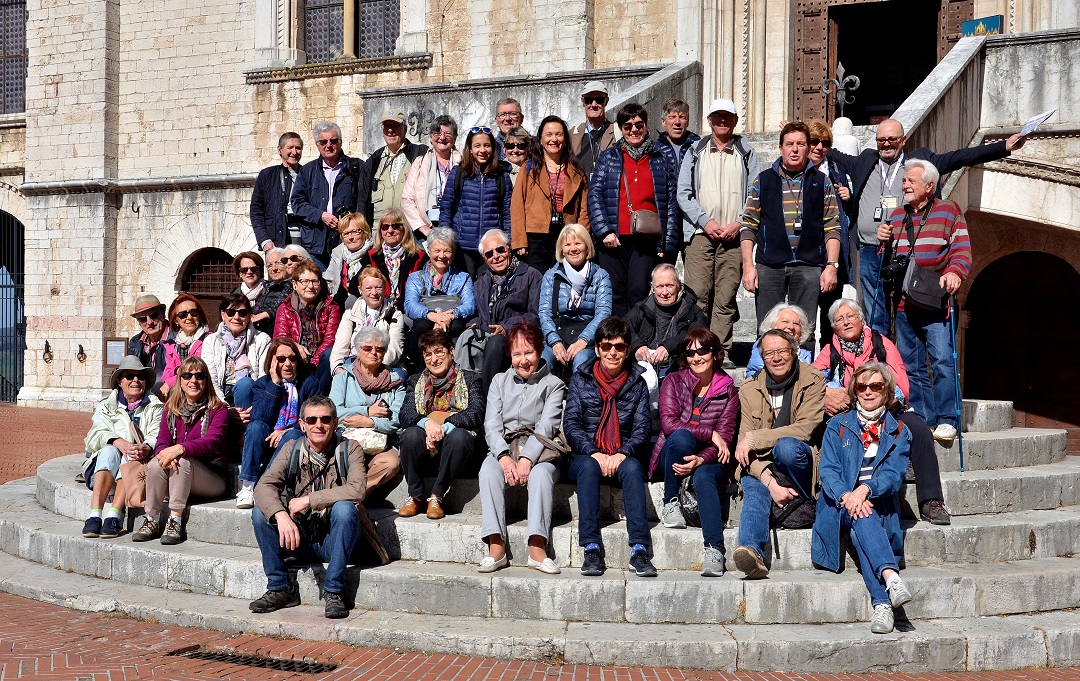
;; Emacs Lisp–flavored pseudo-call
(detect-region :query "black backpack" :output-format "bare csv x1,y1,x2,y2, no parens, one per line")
827,330,888,386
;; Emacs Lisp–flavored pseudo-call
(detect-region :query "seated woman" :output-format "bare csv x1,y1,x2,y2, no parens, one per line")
564,316,655,578
744,303,814,379
325,212,373,309
537,223,612,372
275,258,342,395
234,250,268,319
469,229,542,386
331,267,405,375
162,294,210,394
252,248,293,335
202,293,272,410
403,227,476,366
812,362,913,634
81,356,163,539
281,244,312,277
649,328,739,576
133,356,228,545
235,338,321,509
397,328,485,520
478,321,566,574
329,327,407,503
362,208,428,312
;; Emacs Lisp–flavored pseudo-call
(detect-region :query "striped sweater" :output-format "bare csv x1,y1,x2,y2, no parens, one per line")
884,198,971,280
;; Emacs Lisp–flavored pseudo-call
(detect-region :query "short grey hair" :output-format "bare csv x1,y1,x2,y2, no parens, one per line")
477,228,510,254
300,395,337,419
759,303,811,344
352,326,390,352
313,121,342,141
650,263,681,286
283,244,311,260
267,247,286,260
756,328,800,357
426,227,458,252
905,158,939,187
496,97,522,112
829,297,865,324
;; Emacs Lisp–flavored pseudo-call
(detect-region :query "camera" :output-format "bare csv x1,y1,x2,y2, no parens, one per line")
880,254,909,282
549,212,565,230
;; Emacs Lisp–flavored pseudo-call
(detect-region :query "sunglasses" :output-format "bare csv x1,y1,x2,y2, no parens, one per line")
470,126,493,135
621,121,646,131
380,222,404,232
360,345,387,354
175,309,200,321
302,415,334,425
136,311,162,324
119,372,145,382
684,347,715,357
483,245,509,259
876,136,903,144
283,255,304,263
503,142,528,151
855,381,886,393
223,308,250,318
808,138,832,148
316,138,341,147
238,266,260,275
598,341,628,354
583,96,607,105
267,262,286,270
275,354,298,364
180,371,208,381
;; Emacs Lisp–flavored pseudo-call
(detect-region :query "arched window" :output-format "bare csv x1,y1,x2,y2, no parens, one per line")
175,248,236,317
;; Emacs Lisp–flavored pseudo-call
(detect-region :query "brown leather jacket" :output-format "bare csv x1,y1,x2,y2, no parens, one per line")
510,164,590,250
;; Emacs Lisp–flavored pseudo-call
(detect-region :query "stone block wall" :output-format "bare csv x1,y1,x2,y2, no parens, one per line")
592,0,675,68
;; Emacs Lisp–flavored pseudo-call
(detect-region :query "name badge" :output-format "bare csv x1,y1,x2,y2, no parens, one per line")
873,206,883,221
792,219,803,234
881,196,898,211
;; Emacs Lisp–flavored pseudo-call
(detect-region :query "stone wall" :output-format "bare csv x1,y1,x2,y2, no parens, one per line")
592,0,676,69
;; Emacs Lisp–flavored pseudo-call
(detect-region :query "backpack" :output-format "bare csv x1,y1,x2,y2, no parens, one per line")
284,436,351,491
827,330,888,386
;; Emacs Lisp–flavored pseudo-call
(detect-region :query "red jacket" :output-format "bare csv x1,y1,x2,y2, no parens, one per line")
273,293,342,365
649,368,739,476
154,404,229,460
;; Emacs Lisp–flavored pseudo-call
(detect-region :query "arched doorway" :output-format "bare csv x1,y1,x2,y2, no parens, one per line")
964,251,1080,450
175,247,236,317
0,211,23,402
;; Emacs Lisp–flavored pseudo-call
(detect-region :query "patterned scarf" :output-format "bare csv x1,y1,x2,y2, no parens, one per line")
418,365,466,415
617,135,654,161
293,294,322,355
177,398,208,427
856,403,887,447
174,326,208,361
383,243,406,296
592,361,628,454
219,324,249,386
487,257,519,324
274,380,299,430
427,262,446,292
302,440,331,493
838,333,865,359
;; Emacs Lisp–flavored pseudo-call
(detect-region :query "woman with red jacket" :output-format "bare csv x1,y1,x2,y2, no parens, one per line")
274,258,342,394
650,328,739,576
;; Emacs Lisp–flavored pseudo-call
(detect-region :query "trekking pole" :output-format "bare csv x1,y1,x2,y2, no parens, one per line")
949,295,965,472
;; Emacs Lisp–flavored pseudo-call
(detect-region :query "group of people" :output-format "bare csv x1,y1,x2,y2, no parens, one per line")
82,82,1032,630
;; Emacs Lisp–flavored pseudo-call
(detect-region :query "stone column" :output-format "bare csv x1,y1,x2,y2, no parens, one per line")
252,0,304,68
397,0,430,55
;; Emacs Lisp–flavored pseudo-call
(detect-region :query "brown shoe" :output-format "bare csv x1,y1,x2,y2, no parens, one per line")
398,497,423,518
426,495,445,519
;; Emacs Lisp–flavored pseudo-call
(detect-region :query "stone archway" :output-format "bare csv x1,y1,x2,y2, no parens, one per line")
964,250,1080,451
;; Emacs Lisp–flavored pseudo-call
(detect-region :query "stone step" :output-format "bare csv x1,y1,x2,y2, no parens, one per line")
962,399,1013,432
0,540,1078,672
933,427,1066,471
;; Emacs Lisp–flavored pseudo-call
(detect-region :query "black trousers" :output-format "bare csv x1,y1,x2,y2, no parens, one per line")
526,231,559,273
897,409,944,504
596,235,657,318
399,426,476,500
481,333,509,387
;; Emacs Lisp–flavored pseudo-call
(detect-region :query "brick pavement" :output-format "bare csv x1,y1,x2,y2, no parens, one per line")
0,402,1078,681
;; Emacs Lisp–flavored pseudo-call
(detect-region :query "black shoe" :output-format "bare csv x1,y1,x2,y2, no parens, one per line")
580,548,606,576
249,586,301,613
628,552,657,577
920,499,951,525
81,517,102,538
324,591,349,619
99,517,123,538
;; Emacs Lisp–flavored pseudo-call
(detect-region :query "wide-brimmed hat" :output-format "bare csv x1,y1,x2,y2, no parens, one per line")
131,294,164,317
110,355,157,390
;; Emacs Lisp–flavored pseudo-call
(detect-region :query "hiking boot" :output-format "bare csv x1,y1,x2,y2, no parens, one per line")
732,545,769,579
871,603,894,634
701,546,725,577
81,516,102,538
160,516,184,545
131,517,161,542
324,591,349,619
662,499,686,529
887,576,913,609
580,548,605,576
628,551,657,577
249,586,300,614
920,499,951,525
99,516,123,539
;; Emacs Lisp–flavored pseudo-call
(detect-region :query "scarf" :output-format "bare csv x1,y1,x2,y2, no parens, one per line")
562,260,590,309
274,380,300,430
592,361,629,454
241,280,265,304
177,398,208,427
427,262,446,292
487,257,519,323
618,135,654,161
174,326,208,361
383,243,406,296
838,333,865,359
303,440,331,493
139,332,164,372
353,364,401,394
219,324,250,386
292,293,322,354
857,404,887,448
419,365,464,414
764,362,800,429
354,299,385,329
342,245,366,282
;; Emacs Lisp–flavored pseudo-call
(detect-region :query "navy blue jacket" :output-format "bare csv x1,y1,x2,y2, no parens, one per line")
656,131,701,179
587,144,680,254
751,159,830,268
471,263,542,329
250,373,322,429
250,164,293,249
290,153,362,256
564,359,652,461
440,165,512,252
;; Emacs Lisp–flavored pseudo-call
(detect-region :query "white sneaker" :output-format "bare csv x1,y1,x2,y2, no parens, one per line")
235,486,255,509
933,423,958,442
871,604,894,634
662,499,686,529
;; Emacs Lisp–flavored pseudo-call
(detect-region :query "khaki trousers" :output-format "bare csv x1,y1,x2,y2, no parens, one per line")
144,457,226,517
683,233,742,351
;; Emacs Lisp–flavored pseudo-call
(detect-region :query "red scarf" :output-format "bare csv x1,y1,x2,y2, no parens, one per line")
593,361,628,454
860,421,881,448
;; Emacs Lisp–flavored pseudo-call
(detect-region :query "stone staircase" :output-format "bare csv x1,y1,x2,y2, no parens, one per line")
2,399,1079,672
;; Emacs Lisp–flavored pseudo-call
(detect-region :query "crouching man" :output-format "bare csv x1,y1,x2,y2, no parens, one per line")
249,395,388,619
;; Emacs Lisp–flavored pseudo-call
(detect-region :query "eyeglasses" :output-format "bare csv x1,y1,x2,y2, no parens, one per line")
180,371,208,381
267,262,285,271
808,138,832,148
275,354,298,364
495,111,521,120
876,136,903,144
620,121,646,131
136,311,162,324
302,415,334,425
684,347,715,358
238,266,260,274
762,348,793,360
598,341,628,354
422,347,449,360
340,229,365,238
380,222,404,232
295,278,321,288
283,255,304,263
470,126,493,135
432,132,455,141
360,345,387,354
834,313,860,324
223,308,250,318
483,245,509,259
316,138,341,147
855,381,886,393
583,96,607,106
503,142,528,151
119,372,144,382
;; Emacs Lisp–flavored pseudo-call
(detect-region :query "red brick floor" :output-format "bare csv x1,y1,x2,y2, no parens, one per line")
0,403,1077,680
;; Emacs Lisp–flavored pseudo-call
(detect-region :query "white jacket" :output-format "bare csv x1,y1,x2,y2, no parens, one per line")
201,323,272,396
84,390,165,453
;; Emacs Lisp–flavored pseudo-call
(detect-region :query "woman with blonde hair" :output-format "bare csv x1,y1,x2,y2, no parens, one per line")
361,207,428,311
325,212,373,308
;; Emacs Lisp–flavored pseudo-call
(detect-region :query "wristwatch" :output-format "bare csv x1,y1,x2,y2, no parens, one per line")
827,261,840,269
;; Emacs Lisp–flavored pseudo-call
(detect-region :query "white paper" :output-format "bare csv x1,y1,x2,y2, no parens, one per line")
1020,109,1056,136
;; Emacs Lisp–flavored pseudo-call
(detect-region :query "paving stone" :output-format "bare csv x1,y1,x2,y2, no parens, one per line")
623,571,742,623
353,561,493,617
492,568,625,622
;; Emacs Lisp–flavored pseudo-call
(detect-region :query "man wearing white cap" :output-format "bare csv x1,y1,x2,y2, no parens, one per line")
358,109,428,228
569,81,617,176
676,98,760,363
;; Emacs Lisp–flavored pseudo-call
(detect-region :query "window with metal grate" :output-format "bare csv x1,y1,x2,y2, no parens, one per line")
305,0,345,64
0,0,25,114
358,0,399,59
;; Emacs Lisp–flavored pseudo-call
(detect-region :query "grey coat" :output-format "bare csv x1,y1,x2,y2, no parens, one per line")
483,361,566,463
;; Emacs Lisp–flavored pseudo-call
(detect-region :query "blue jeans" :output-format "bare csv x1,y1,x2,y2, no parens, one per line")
858,245,890,336
229,375,255,410
542,345,595,372
895,305,958,428
661,430,729,550
252,501,360,595
737,437,813,561
841,506,899,607
569,454,651,549
85,445,124,490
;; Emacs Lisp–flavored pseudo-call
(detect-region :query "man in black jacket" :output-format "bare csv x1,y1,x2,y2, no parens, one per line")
250,132,303,253
828,118,1026,334
357,110,427,228
290,122,362,268
626,264,707,384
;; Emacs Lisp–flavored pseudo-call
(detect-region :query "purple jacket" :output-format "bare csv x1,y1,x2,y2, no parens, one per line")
649,368,739,476
153,404,229,460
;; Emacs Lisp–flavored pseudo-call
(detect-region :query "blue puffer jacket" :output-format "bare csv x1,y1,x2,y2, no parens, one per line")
249,373,322,429
537,262,612,349
564,358,652,461
403,266,477,322
587,143,680,254
440,165,512,252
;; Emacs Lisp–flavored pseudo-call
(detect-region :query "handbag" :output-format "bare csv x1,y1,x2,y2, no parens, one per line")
551,278,590,345
622,172,661,237
454,327,486,372
341,426,388,455
505,426,571,465
899,205,948,310
421,294,462,313
768,468,815,529
677,476,702,527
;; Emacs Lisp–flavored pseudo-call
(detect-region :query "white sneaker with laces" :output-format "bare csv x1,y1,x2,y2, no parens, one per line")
871,603,894,634
933,423,958,442
235,486,255,509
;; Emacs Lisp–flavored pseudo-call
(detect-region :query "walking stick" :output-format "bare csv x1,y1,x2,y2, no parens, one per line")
949,295,965,472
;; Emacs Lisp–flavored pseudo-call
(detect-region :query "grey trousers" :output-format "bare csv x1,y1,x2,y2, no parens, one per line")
144,456,226,518
478,455,559,543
